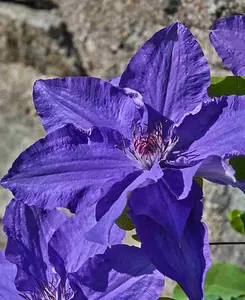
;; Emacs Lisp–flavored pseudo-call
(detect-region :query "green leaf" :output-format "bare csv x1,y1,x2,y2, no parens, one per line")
208,76,245,97
173,285,223,300
172,284,188,300
194,177,203,189
229,156,245,180
158,298,177,300
227,210,245,234
115,205,135,231
231,296,245,300
173,263,245,300
240,213,245,225
205,263,245,300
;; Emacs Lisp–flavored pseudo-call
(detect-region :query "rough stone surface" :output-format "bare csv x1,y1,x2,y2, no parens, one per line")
0,3,84,76
52,0,174,79
177,0,245,29
52,0,236,79
210,0,245,22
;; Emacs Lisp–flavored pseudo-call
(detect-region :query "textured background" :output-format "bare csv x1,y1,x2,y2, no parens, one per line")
0,0,245,296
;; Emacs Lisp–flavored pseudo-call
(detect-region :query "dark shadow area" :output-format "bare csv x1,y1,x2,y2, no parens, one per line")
0,0,57,10
164,0,181,15
208,76,245,97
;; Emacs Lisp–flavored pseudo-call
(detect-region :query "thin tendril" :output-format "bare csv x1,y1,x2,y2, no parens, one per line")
209,242,245,245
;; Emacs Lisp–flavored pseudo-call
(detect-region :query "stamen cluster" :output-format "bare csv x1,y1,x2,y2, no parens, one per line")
131,123,165,169
19,279,71,300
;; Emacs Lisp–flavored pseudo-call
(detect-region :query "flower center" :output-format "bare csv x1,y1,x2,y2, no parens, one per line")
117,123,165,170
132,126,165,169
116,121,179,170
19,279,72,300
116,121,178,170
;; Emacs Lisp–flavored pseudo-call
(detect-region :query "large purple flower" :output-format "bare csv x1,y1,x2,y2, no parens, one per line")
3,21,245,299
1,199,163,299
210,15,245,75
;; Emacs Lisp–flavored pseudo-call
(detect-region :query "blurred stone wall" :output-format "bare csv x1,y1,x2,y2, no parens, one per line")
0,0,245,296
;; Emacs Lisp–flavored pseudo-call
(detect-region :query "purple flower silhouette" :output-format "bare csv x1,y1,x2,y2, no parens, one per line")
210,15,245,75
1,199,163,300
3,21,245,299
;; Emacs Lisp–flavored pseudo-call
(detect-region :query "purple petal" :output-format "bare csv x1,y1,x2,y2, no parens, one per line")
86,162,163,245
196,155,245,193
173,98,227,155
162,165,201,199
174,96,245,164
3,199,68,293
34,77,142,138
0,251,6,264
196,155,236,185
0,251,20,299
96,171,142,221
1,124,139,211
68,245,164,300
129,177,202,240
130,184,211,300
120,22,210,123
70,291,87,300
109,77,121,87
48,204,125,283
210,15,245,75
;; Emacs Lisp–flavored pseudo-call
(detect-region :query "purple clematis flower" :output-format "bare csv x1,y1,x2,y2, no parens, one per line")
2,21,245,299
1,199,163,300
210,14,245,75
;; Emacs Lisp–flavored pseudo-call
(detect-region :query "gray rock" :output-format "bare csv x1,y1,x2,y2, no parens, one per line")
177,0,245,29
0,2,84,76
176,0,213,29
210,0,245,22
53,0,236,79
52,0,173,79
